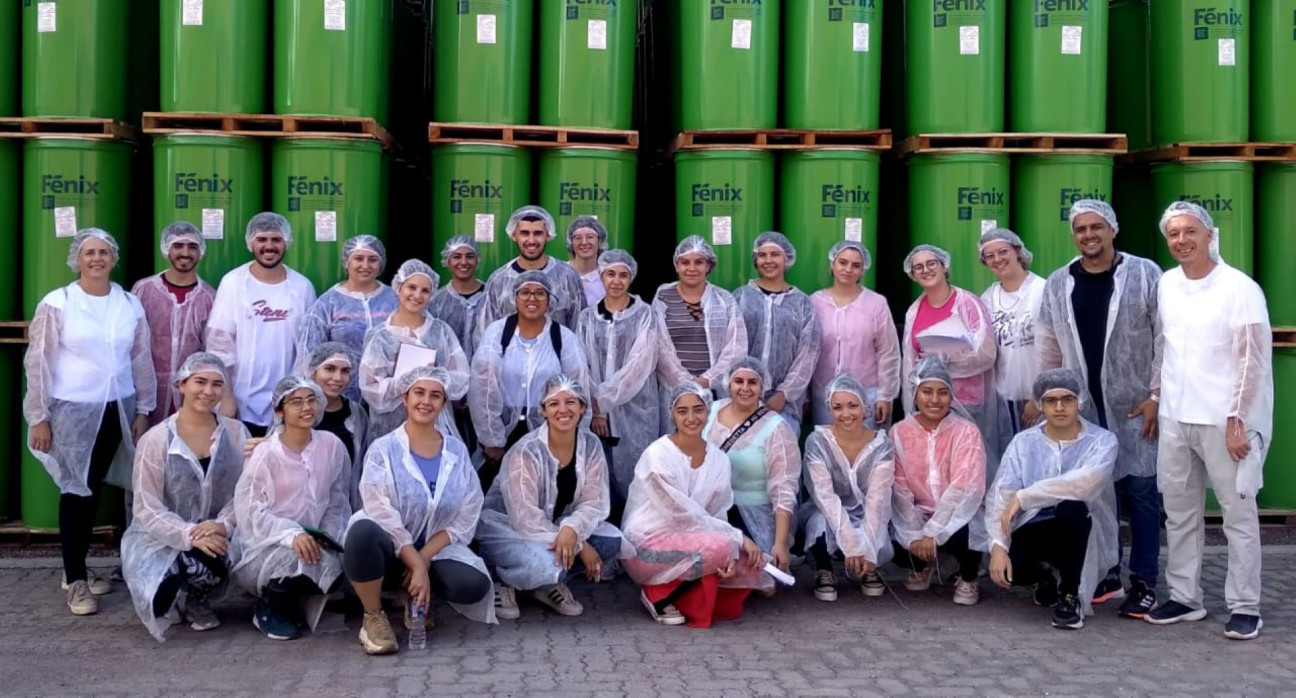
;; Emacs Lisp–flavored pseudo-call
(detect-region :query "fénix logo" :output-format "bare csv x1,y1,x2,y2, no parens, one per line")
1178,193,1234,211
820,184,871,217
174,172,234,209
448,179,504,214
1194,7,1243,38
691,182,742,216
932,0,985,28
1032,0,1089,26
957,186,1004,220
42,174,99,194
558,181,612,215
287,176,342,212
566,0,616,20
251,300,291,322
827,0,875,21
1057,188,1106,220
711,0,762,20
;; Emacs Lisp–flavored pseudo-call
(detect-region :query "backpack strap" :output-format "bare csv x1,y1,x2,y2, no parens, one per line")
500,314,520,353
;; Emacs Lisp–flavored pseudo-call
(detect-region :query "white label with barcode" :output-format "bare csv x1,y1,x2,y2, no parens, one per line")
1061,25,1082,55
477,14,497,44
853,22,870,53
324,0,346,30
182,0,204,26
314,211,338,242
54,207,77,238
712,216,732,246
731,19,752,50
201,209,225,239
37,2,56,33
587,19,607,50
474,214,495,243
844,218,863,242
1219,38,1236,66
980,219,998,236
959,26,979,55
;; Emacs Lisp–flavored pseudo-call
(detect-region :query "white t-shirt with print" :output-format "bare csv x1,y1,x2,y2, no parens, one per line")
981,273,1046,402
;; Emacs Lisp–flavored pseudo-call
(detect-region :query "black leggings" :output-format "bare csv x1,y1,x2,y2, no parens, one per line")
892,524,982,583
60,403,122,583
342,519,492,606
1007,501,1092,596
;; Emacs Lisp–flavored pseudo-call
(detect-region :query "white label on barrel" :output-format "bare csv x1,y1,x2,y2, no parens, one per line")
1218,38,1236,66
37,2,56,33
474,214,495,243
980,219,997,236
587,19,607,50
324,0,346,31
315,211,338,242
731,19,752,50
477,14,497,44
201,209,225,239
712,216,732,246
54,207,77,238
1061,25,1082,55
959,26,979,55
844,218,863,242
183,0,204,26
853,23,870,53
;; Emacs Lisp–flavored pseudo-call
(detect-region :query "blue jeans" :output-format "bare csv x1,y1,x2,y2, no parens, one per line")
1109,474,1161,587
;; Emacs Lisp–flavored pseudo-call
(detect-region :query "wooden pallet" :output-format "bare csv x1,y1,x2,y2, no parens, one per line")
427,122,638,150
0,521,116,546
671,129,892,152
1122,142,1296,164
0,117,137,141
141,112,396,151
1275,327,1296,349
0,322,28,345
897,132,1128,157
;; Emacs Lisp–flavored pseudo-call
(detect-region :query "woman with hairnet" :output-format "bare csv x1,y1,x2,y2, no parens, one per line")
342,366,494,656
131,221,217,426
977,228,1047,434
799,373,895,602
621,382,768,628
359,259,469,449
731,232,821,433
470,271,590,492
890,357,987,606
230,375,352,641
306,343,368,507
475,375,627,620
980,368,1119,630
296,235,398,401
24,229,157,616
122,353,251,641
575,250,662,511
652,236,749,410
901,244,1008,477
565,216,610,307
702,357,801,575
428,236,487,454
810,241,901,429
476,205,588,343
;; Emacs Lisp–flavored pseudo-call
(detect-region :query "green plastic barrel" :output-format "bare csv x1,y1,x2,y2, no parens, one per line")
675,149,776,290
1149,1,1248,144
1110,166,1157,261
154,135,265,281
1012,155,1113,275
1009,0,1107,132
1108,0,1150,149
0,348,15,520
537,147,637,258
907,153,1010,293
21,138,131,530
538,0,637,129
160,0,267,114
433,0,532,124
1150,161,1253,274
430,143,533,275
779,149,880,291
783,0,884,130
1257,348,1296,508
905,0,1005,134
0,139,18,518
22,0,129,119
675,0,779,130
274,0,391,123
0,0,17,116
1252,0,1296,141
0,141,17,320
1257,164,1296,327
271,138,386,291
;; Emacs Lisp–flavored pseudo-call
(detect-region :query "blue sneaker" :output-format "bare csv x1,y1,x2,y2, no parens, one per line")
1223,613,1262,640
253,601,300,641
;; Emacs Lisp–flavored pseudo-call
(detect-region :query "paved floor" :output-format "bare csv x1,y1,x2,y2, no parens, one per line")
1,548,1294,698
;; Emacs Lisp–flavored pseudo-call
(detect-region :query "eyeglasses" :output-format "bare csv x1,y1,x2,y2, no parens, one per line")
981,248,1015,262
284,395,319,410
518,289,549,300
911,260,944,273
1041,395,1078,407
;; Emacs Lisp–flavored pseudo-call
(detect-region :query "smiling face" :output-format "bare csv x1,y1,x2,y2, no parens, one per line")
542,390,585,434
754,245,787,281
831,248,865,286
908,252,946,291
516,284,550,321
980,240,1023,280
675,252,710,287
600,265,631,301
167,239,201,274
403,380,447,427
346,249,382,285
569,227,601,262
447,248,479,282
77,238,115,280
311,359,352,401
829,391,866,431
179,370,225,414
398,275,433,314
278,387,319,429
728,370,764,412
914,381,952,424
1164,215,1213,268
514,220,550,261
672,394,709,438
1070,212,1115,261
1040,390,1080,431
250,230,286,269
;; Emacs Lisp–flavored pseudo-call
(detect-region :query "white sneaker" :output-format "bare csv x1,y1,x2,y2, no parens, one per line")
904,568,932,592
814,570,838,602
534,583,584,616
66,580,98,615
494,585,520,620
639,590,687,626
953,579,980,606
62,571,111,596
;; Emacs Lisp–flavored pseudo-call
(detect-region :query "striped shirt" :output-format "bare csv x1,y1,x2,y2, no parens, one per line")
659,285,711,376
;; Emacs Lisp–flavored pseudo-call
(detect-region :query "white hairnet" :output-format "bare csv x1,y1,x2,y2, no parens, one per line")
903,244,951,277
270,374,326,427
440,234,480,266
668,381,714,410
1158,201,1221,262
306,341,356,374
597,249,638,280
909,355,953,393
1032,367,1085,404
159,221,206,258
341,234,387,273
822,372,868,406
392,258,440,293
175,351,227,384
673,235,717,269
66,228,120,273
752,231,797,268
244,211,292,250
828,240,872,271
565,216,609,255
396,364,452,396
1068,199,1120,235
726,356,769,388
978,227,1034,270
505,205,557,240
538,373,589,408
512,270,555,298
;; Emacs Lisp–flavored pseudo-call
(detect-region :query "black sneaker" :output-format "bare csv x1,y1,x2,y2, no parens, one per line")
253,601,300,641
1223,613,1262,640
1144,600,1208,625
1052,594,1084,630
1118,581,1156,619
1092,575,1125,604
1033,575,1058,607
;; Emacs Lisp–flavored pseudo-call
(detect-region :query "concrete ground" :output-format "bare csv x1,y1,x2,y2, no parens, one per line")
1,547,1294,698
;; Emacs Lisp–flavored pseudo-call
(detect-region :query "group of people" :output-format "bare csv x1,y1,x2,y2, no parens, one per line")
23,197,1274,654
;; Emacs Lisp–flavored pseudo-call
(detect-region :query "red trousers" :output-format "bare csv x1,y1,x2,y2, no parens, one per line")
643,576,751,629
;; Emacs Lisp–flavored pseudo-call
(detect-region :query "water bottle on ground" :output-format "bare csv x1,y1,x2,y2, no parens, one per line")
407,599,426,650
